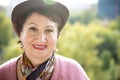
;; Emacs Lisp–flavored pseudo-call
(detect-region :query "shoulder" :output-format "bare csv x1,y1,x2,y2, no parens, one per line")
0,56,20,69
0,56,20,80
55,54,80,67
52,54,90,80
55,54,87,71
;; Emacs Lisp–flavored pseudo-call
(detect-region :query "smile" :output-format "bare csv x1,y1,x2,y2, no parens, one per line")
32,44,47,50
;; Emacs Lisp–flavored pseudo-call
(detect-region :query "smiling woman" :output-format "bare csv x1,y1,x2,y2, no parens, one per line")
0,0,90,80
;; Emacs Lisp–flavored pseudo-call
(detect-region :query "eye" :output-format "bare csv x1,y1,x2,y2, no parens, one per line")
29,27,38,32
45,29,54,33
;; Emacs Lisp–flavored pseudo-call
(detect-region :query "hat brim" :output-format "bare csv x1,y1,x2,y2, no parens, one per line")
11,0,69,36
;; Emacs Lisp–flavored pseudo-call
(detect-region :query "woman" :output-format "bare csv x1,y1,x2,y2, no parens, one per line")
0,0,90,80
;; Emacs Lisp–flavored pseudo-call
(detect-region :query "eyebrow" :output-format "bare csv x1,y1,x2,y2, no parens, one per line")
46,26,54,28
29,20,57,27
29,22,55,29
29,22,37,26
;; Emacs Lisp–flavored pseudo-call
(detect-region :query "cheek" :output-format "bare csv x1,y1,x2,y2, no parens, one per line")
20,32,33,45
48,35,57,45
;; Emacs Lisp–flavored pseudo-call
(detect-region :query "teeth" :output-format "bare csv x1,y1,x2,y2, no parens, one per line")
35,45,45,48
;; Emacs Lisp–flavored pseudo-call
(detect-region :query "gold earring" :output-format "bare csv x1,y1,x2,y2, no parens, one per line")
54,48,59,53
17,40,24,50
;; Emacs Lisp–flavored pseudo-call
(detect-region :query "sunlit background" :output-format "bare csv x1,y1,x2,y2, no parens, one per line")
0,0,120,80
0,0,98,6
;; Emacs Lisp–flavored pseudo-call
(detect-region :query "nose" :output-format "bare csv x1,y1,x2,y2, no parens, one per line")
38,33,46,43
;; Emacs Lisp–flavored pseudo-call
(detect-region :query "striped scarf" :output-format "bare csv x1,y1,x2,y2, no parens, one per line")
20,53,55,80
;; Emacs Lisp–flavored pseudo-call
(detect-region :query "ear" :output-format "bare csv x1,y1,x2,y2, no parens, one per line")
19,32,23,41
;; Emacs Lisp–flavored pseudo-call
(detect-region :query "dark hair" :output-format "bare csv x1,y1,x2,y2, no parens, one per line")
18,8,62,35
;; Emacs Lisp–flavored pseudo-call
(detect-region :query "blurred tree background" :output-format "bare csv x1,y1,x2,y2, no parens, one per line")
0,0,120,80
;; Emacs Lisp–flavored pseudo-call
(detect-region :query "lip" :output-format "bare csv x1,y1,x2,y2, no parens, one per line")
32,44,47,50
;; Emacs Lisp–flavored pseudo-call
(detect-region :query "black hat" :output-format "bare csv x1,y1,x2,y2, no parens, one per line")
11,0,69,36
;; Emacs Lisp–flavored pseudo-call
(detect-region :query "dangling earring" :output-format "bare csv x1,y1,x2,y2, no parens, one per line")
17,40,24,50
53,48,59,53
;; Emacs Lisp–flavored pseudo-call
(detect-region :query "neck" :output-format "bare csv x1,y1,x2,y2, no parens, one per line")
26,54,52,67
31,57,49,67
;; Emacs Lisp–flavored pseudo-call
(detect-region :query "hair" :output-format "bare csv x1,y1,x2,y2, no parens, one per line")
18,8,62,36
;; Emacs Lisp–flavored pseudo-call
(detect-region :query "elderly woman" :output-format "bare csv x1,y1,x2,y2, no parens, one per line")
0,0,90,80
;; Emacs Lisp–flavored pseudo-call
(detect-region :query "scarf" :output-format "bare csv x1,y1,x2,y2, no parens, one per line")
20,53,55,80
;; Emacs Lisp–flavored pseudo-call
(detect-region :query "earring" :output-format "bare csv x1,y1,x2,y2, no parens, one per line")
17,40,24,50
53,48,59,53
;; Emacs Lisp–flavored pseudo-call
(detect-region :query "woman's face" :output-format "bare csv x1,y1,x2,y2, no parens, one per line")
20,12,58,62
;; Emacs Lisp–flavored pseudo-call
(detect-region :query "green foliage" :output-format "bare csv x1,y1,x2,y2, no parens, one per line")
100,50,112,70
109,17,120,65
0,13,12,50
110,17,120,31
69,5,97,25
57,20,120,80
0,37,22,64
57,22,103,80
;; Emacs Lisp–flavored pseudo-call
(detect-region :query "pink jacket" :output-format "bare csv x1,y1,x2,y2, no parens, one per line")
0,55,90,80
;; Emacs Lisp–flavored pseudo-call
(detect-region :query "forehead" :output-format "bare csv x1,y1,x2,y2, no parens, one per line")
26,12,54,22
24,12,58,28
